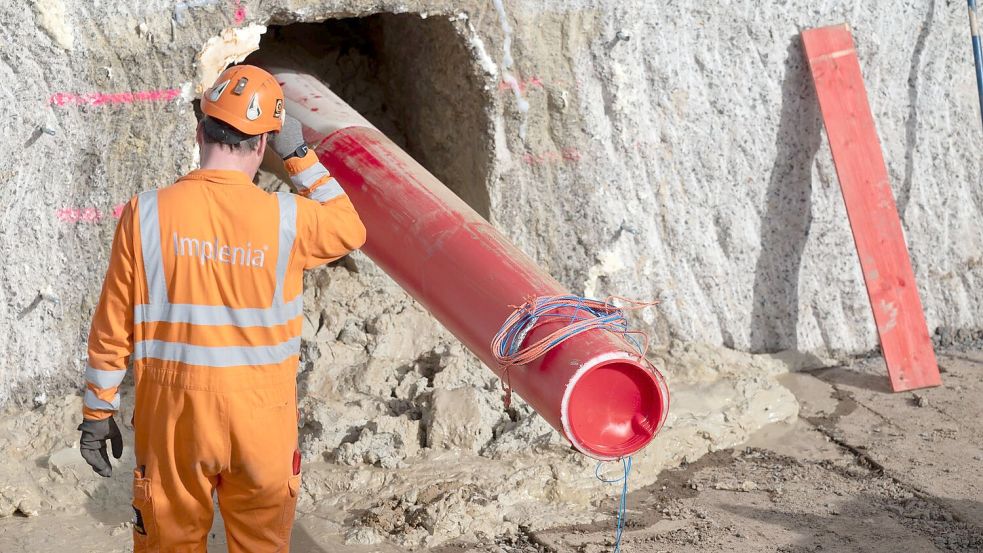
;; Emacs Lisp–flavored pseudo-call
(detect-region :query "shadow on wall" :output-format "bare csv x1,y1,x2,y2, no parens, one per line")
749,38,822,353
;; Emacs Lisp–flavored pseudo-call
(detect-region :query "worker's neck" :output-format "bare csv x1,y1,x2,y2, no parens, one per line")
199,146,260,179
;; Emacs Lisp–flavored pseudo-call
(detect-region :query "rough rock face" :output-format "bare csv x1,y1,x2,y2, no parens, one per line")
0,5,976,544
493,0,982,360
424,387,496,452
3,1,974,547
3,0,980,408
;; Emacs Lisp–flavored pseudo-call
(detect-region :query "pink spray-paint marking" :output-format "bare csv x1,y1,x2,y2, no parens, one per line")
56,207,103,224
49,88,182,107
232,0,246,23
56,203,127,224
522,147,582,166
498,76,545,94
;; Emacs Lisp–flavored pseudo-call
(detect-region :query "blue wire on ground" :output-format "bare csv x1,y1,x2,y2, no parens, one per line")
595,456,633,553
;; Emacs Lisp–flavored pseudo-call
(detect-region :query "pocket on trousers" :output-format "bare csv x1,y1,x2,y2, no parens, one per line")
132,470,158,552
278,473,302,541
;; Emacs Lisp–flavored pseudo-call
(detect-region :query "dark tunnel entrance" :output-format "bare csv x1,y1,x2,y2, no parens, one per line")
249,14,494,218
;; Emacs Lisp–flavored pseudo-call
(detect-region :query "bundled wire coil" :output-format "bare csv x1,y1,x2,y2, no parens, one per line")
490,295,656,407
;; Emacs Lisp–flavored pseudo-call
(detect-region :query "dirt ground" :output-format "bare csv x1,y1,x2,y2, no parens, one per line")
523,350,983,553
1,350,980,552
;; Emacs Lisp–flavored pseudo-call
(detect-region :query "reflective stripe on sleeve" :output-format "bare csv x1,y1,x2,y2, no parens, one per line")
85,365,127,389
138,190,169,304
133,337,301,367
308,178,346,203
273,193,297,306
134,295,303,327
84,388,121,411
290,163,330,192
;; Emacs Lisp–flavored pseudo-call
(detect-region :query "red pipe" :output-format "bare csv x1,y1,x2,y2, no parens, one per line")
269,68,669,460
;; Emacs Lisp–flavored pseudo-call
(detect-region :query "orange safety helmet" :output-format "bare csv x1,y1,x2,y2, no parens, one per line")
201,65,284,136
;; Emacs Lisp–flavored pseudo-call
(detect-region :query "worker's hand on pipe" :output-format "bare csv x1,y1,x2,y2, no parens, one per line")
78,417,123,477
271,114,306,159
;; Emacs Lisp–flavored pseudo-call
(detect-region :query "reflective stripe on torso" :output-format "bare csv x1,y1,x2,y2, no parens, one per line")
134,189,301,367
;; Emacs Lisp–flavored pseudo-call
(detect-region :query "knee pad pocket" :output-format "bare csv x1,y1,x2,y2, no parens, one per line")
132,469,159,551
277,473,301,542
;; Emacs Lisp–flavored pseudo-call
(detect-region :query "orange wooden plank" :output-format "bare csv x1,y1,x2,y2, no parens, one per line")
802,24,941,392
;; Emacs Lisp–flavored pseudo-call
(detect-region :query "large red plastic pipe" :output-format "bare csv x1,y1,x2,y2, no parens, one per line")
268,68,669,460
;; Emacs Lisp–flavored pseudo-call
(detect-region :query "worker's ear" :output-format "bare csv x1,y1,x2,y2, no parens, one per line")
256,132,269,159
195,121,204,146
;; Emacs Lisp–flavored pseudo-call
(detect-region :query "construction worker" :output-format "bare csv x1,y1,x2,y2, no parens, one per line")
76,65,366,552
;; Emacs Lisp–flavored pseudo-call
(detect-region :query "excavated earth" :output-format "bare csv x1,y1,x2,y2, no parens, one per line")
1,351,981,551
1,0,982,551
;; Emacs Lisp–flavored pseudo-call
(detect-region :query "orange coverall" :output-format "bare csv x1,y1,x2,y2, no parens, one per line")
84,151,366,552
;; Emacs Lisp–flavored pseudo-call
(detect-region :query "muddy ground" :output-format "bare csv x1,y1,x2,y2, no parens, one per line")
1,350,979,552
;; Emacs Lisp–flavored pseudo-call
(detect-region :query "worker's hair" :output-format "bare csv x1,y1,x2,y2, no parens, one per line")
200,116,272,152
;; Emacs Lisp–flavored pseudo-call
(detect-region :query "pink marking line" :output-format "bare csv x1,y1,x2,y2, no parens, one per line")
49,88,182,107
56,203,127,224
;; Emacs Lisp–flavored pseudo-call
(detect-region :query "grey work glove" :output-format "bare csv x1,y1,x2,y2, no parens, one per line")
78,417,123,477
271,114,306,159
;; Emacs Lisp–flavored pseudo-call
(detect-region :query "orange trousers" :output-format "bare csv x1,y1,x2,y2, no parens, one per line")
131,364,301,552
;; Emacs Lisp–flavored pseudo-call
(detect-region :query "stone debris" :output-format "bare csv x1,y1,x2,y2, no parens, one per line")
424,387,496,452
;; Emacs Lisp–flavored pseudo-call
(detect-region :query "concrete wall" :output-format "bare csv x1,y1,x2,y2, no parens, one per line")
2,0,980,407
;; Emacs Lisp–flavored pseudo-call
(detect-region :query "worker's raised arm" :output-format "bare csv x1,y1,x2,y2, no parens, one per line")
84,199,137,420
273,116,367,267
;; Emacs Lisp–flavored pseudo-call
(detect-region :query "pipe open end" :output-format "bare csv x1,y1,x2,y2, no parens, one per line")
563,359,669,460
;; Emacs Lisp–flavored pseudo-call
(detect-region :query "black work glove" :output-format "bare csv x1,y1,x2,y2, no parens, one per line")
78,417,123,477
271,114,306,159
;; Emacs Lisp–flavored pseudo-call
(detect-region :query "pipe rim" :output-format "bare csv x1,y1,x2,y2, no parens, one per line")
561,352,670,461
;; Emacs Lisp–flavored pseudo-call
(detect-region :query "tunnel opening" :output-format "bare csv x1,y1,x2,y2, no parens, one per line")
248,14,493,218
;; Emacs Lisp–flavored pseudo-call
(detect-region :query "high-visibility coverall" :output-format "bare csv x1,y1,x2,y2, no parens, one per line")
83,151,366,552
